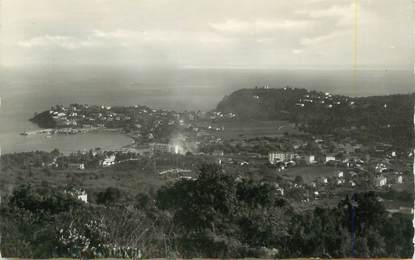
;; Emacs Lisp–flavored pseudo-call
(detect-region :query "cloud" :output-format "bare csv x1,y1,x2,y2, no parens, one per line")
300,30,349,47
18,35,97,50
17,29,232,51
6,0,411,69
292,49,304,55
209,18,313,33
305,4,354,26
92,29,135,38
93,29,232,45
296,3,376,28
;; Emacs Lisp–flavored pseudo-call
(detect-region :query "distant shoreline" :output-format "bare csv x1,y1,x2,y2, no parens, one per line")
9,127,135,155
20,127,124,136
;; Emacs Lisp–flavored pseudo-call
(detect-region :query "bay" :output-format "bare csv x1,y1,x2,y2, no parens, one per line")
0,66,412,154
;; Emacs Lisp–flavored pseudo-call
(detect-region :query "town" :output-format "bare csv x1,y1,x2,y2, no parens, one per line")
13,87,415,214
1,87,413,258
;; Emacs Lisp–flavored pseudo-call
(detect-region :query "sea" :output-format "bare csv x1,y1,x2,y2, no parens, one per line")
0,66,413,154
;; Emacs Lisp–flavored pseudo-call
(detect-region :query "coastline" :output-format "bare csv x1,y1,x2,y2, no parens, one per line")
11,127,135,154
21,127,125,136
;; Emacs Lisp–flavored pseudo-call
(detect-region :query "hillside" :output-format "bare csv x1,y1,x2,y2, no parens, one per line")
216,87,307,120
215,87,414,148
30,110,57,128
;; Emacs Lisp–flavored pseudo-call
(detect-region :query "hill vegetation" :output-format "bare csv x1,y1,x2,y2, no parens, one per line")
0,164,412,258
216,87,414,148
30,111,57,128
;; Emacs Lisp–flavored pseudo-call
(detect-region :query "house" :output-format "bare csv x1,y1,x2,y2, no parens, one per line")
392,175,404,184
68,163,85,170
150,142,174,154
337,171,344,178
102,155,116,167
268,152,297,164
304,154,316,164
64,189,88,203
399,207,414,214
374,175,387,187
77,190,88,203
325,154,336,163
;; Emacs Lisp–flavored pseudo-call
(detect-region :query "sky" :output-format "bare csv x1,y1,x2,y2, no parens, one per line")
0,0,413,70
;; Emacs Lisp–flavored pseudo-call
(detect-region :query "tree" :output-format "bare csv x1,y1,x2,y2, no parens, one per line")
51,148,60,157
96,187,124,206
157,164,239,257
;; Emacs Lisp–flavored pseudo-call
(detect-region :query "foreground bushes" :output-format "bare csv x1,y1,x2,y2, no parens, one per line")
0,164,413,258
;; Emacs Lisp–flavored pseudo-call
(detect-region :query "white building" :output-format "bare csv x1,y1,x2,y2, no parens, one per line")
375,176,387,187
268,152,297,164
397,175,403,184
102,155,116,167
77,190,88,203
304,155,316,164
150,142,175,154
325,155,336,162
64,189,88,203
68,163,85,170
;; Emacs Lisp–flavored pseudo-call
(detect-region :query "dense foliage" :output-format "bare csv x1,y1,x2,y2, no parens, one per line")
30,111,57,128
216,88,414,148
1,164,412,258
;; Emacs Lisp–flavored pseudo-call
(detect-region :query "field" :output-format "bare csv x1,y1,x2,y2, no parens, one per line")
281,166,339,183
0,159,188,198
197,120,302,140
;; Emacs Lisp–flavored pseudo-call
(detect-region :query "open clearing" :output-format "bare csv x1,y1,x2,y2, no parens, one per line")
282,166,339,182
197,120,302,140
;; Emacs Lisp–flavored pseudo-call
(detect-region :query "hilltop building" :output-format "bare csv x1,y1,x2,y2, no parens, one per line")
268,152,297,164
